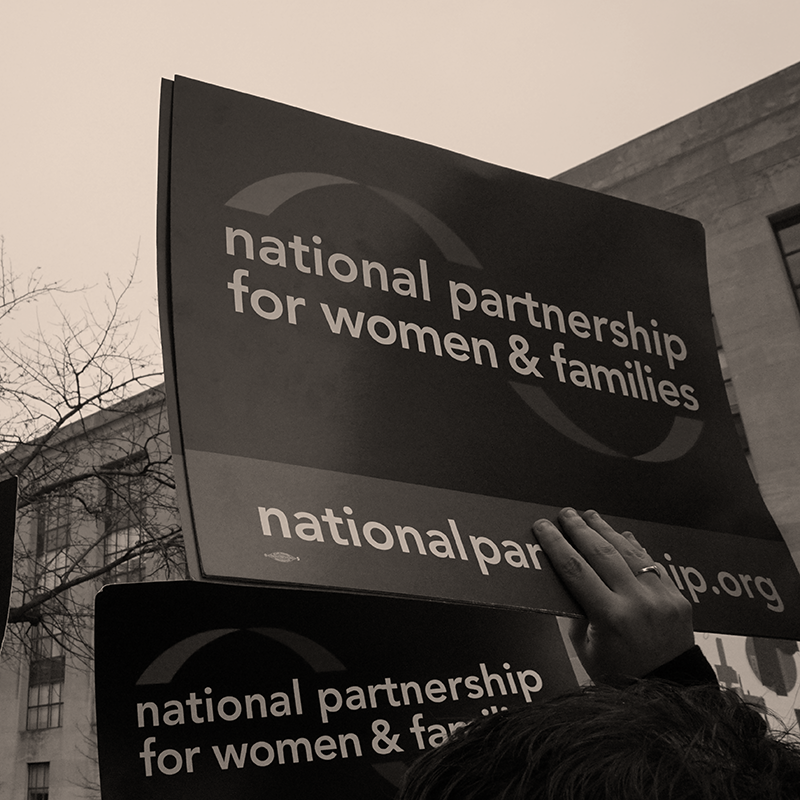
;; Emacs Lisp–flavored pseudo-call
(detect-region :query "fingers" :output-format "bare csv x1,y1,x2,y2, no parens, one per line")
554,508,649,593
572,510,653,569
535,508,687,600
532,515,616,612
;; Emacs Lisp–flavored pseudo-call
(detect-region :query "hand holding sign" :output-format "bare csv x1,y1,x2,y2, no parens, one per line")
534,508,694,683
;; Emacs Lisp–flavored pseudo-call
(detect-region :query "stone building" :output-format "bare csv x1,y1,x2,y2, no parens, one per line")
0,387,181,800
554,63,800,729
556,60,800,568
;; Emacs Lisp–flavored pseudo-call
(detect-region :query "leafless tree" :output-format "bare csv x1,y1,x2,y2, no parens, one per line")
0,241,185,666
0,235,65,323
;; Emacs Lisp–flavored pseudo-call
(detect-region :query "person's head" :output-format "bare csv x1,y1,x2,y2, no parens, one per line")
398,681,800,800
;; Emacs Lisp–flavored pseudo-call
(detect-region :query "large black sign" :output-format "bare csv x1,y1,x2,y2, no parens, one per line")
0,476,16,647
158,76,799,636
95,581,578,799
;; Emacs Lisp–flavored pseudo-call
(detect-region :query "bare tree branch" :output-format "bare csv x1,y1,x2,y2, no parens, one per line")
0,245,184,665
0,235,75,321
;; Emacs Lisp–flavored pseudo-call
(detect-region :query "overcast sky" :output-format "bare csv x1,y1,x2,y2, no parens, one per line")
3,0,800,353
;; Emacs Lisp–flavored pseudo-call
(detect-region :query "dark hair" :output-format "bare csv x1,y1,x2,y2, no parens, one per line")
398,682,800,800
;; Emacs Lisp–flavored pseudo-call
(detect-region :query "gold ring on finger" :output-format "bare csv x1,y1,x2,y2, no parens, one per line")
634,564,661,578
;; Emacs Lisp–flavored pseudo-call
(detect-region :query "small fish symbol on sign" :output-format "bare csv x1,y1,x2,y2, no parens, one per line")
265,552,300,563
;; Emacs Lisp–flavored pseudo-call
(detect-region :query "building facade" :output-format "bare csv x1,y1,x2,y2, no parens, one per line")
556,60,800,568
0,387,182,800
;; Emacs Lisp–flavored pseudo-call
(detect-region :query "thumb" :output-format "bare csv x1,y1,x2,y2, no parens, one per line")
568,616,590,656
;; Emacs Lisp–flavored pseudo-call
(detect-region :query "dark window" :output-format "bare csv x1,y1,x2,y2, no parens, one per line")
27,627,64,730
27,762,49,800
103,470,147,584
712,317,754,474
772,210,800,314
34,495,71,592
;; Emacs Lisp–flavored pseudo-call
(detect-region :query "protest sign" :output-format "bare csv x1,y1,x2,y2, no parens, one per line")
95,581,578,799
695,631,800,729
157,76,799,637
0,476,17,647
